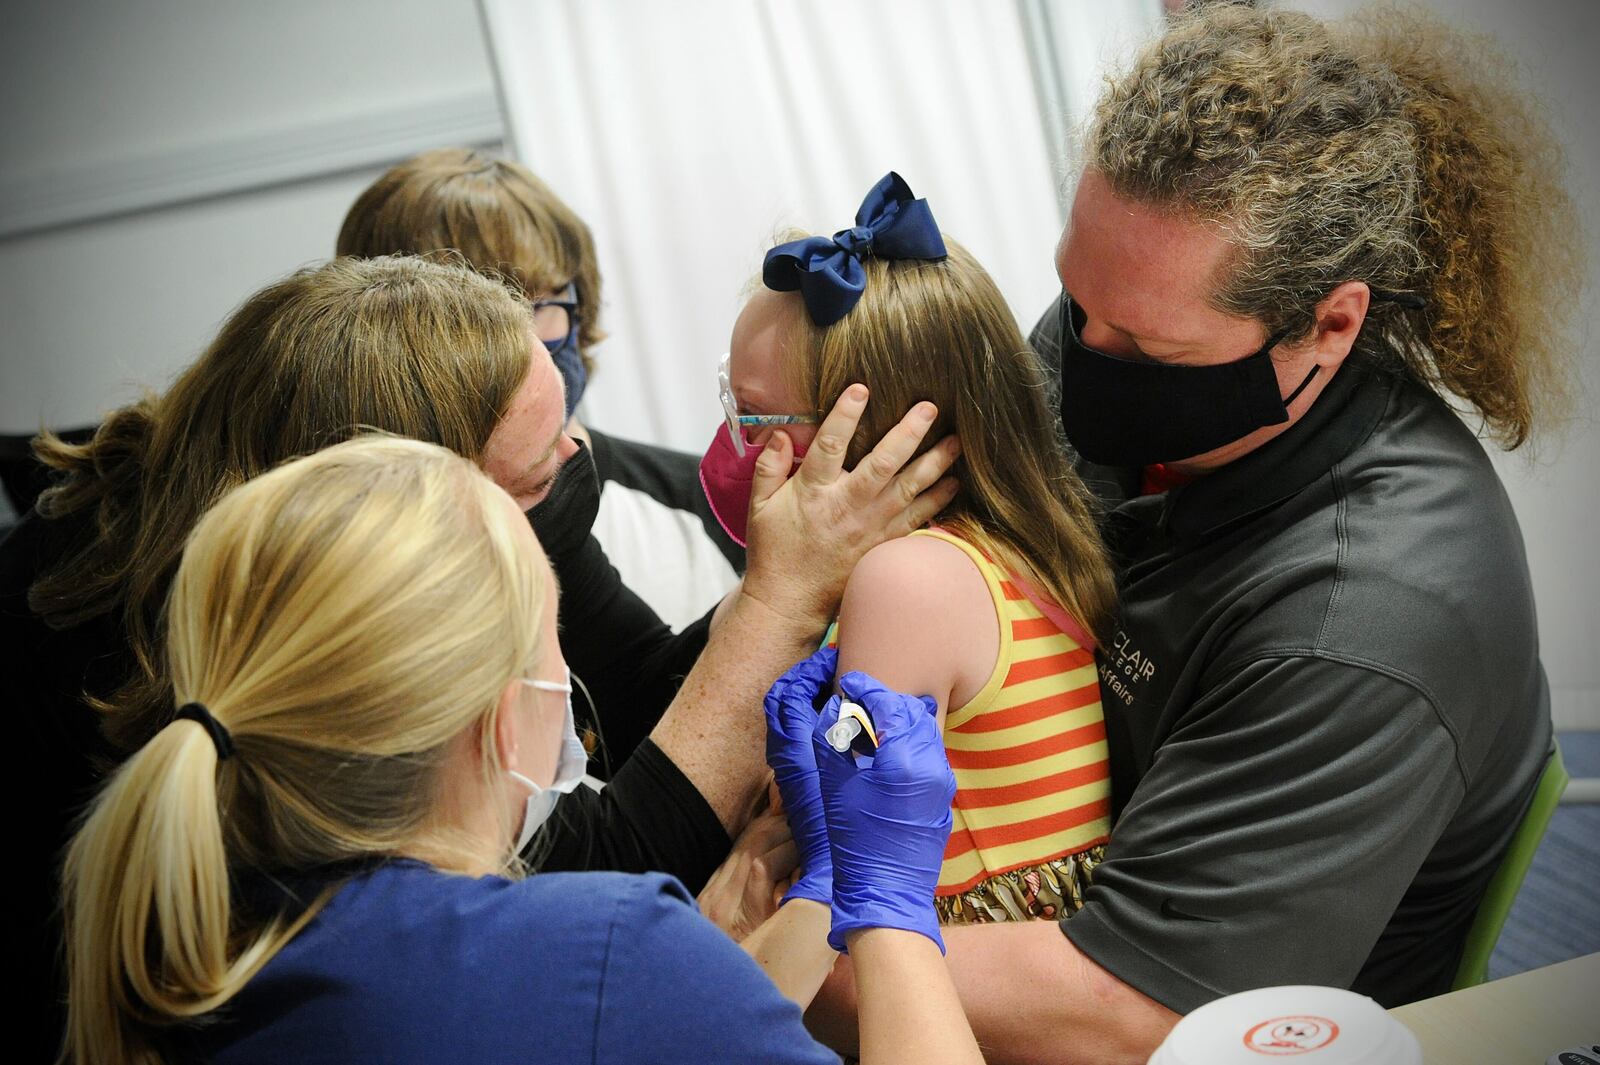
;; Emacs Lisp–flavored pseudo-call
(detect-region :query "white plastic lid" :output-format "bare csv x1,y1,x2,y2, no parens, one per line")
1148,986,1421,1065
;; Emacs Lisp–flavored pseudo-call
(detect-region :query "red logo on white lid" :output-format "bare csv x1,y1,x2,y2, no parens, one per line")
1243,1016,1341,1055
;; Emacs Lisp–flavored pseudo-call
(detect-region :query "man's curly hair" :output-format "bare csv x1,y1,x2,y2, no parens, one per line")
1088,4,1583,449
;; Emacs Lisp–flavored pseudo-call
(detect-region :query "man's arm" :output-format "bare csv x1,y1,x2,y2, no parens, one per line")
809,920,1177,1065
810,655,1465,1063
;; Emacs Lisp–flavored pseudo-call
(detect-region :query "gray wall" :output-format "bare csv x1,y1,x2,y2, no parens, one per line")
0,0,501,432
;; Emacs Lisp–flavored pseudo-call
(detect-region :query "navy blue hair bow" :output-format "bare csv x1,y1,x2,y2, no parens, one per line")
763,172,948,327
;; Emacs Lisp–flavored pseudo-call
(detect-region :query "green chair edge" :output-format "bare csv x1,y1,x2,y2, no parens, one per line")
1451,744,1570,989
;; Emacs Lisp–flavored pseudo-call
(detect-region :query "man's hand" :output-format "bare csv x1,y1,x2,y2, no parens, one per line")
696,805,798,942
743,386,960,628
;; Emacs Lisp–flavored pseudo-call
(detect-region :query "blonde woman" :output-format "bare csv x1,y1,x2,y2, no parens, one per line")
3,254,958,1058
61,436,981,1065
706,173,1119,929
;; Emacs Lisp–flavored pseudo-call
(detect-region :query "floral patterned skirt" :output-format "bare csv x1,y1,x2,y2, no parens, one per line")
934,844,1105,925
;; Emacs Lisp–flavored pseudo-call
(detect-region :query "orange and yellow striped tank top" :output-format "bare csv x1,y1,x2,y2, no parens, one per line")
914,529,1111,898
827,527,1111,923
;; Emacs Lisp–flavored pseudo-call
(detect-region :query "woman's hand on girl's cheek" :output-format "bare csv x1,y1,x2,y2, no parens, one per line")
742,386,960,628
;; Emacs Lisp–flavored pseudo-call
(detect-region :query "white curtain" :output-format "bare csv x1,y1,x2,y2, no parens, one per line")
478,0,1163,451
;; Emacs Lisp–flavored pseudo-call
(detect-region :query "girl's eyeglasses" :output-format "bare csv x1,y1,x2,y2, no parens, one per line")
717,352,818,457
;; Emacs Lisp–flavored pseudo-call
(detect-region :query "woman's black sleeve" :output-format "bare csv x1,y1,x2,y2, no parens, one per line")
531,738,730,895
550,531,713,774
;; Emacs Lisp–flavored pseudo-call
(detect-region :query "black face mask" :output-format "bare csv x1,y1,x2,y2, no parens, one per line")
527,437,600,558
1057,292,1312,468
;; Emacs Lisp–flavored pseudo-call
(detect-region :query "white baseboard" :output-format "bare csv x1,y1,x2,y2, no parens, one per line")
0,91,503,240
1563,777,1600,804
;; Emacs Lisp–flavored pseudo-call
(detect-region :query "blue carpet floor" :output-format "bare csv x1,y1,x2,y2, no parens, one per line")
1488,731,1600,979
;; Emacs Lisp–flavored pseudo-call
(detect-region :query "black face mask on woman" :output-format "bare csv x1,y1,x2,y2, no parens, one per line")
527,437,600,558
1056,292,1308,468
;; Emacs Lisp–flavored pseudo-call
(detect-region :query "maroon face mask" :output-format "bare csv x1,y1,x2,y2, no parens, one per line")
698,423,808,548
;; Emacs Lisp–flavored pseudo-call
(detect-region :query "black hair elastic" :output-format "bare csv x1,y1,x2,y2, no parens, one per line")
174,702,236,761
1368,285,1427,310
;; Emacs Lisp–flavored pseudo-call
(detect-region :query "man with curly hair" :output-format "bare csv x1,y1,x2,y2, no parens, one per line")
807,7,1581,1062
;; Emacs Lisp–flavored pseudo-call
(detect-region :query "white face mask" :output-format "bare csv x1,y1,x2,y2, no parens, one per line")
508,667,588,853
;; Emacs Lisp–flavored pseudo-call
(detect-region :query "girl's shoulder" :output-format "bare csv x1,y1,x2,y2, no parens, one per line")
837,530,1003,712
849,528,996,599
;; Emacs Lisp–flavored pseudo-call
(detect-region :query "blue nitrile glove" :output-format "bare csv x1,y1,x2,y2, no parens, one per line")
763,647,838,906
814,670,956,954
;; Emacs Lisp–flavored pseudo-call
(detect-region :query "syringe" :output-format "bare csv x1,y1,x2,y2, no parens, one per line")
825,700,879,754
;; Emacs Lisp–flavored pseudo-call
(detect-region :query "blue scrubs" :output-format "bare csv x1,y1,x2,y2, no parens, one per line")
184,861,839,1064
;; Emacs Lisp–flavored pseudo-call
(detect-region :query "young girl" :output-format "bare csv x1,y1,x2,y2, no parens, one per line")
702,173,1118,924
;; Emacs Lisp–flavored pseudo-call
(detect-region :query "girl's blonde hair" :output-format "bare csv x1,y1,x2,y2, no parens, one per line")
773,238,1115,640
29,255,536,758
61,436,548,1065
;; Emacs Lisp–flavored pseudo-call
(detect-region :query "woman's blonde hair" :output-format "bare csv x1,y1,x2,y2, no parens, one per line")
1088,4,1584,448
771,238,1115,640
61,436,548,1065
337,147,606,373
29,255,536,757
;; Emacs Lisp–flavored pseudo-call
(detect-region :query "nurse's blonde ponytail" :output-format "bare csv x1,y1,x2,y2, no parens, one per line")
61,437,548,1064
62,713,302,1064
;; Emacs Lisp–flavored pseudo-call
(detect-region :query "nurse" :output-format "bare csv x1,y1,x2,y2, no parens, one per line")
7,254,957,1059
806,6,1582,1062
60,436,982,1065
